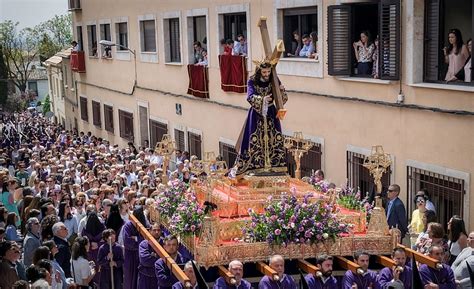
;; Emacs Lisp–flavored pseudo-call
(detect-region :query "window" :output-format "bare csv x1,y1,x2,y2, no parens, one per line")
174,129,185,152
100,23,112,58
187,131,202,160
140,20,156,52
165,18,181,62
119,110,134,141
116,22,128,51
80,97,88,121
327,0,401,80
407,166,465,230
138,106,149,147
346,151,391,199
424,0,473,84
92,101,101,127
282,7,318,58
286,143,322,178
219,142,237,169
76,26,84,51
223,13,247,41
87,25,98,57
28,81,38,96
104,104,114,133
150,120,167,148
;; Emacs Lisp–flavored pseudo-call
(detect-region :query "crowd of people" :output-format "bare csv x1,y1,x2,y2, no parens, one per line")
0,110,473,289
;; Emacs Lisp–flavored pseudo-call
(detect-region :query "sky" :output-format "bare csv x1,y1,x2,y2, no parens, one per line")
0,0,68,30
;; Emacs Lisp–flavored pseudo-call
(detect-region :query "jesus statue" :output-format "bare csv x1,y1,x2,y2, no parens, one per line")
232,60,288,177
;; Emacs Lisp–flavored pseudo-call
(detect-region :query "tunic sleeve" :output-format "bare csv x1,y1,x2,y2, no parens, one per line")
96,245,109,267
139,241,157,267
342,271,355,289
247,79,264,114
113,245,124,267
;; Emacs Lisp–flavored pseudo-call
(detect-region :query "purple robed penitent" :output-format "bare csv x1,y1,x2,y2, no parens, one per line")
138,240,159,289
82,226,104,284
97,243,124,289
123,220,144,289
419,264,456,289
233,77,287,176
213,276,252,289
341,270,377,289
258,275,297,289
376,266,412,289
305,274,338,289
155,254,188,289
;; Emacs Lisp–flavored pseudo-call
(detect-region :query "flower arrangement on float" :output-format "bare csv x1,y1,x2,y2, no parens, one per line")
156,179,188,219
337,186,374,223
168,192,205,236
243,193,351,246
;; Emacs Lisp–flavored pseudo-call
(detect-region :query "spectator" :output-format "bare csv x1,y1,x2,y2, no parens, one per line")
5,211,22,242
0,241,21,288
372,36,379,79
353,30,375,76
416,189,436,212
414,209,437,250
409,194,428,234
58,201,78,242
71,236,96,287
287,30,302,57
71,41,81,52
447,215,468,265
309,32,318,60
53,221,72,277
444,29,469,82
193,41,206,64
196,50,208,66
385,184,408,239
23,217,41,267
233,34,248,56
43,240,69,289
299,34,314,57
419,222,449,263
454,38,472,82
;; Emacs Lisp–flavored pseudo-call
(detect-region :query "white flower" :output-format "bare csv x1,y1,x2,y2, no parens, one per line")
322,233,329,239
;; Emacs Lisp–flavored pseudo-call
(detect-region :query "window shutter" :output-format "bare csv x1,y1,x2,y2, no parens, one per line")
423,0,441,82
169,19,180,62
174,129,185,152
104,105,114,133
150,120,167,147
379,0,401,80
187,132,202,160
327,5,352,76
138,106,149,146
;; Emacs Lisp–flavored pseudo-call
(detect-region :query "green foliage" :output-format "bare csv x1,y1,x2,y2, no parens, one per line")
43,94,51,113
36,14,72,61
0,44,7,105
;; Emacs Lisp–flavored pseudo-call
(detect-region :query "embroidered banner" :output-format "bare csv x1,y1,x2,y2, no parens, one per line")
187,64,209,99
219,55,247,93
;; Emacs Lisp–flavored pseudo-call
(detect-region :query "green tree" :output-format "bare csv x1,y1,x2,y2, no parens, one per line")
0,44,8,105
43,94,51,113
36,14,72,61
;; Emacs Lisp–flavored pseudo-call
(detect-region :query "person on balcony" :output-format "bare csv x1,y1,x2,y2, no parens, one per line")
233,34,248,56
71,41,81,52
299,34,314,57
193,41,206,64
444,29,469,82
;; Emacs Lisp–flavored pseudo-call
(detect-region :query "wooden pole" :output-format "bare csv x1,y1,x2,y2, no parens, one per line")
334,256,364,275
217,265,237,285
297,259,322,278
130,214,192,288
398,244,442,269
256,261,280,281
109,237,115,289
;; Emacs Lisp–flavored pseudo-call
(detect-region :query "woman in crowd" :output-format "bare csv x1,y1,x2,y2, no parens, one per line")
22,217,41,267
454,38,472,82
43,240,68,289
418,222,449,262
444,28,470,82
0,241,21,288
5,212,22,242
309,31,318,60
353,30,375,76
287,30,302,57
59,201,78,242
118,198,130,222
409,194,428,235
447,215,468,265
71,236,96,288
81,211,105,283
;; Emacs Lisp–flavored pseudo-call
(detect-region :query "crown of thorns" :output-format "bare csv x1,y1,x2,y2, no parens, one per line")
252,57,278,69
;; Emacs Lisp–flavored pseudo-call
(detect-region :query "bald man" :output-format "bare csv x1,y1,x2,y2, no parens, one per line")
258,255,296,289
214,260,252,289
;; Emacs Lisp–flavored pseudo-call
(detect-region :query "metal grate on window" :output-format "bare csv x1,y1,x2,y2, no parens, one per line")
104,105,113,133
219,142,237,169
406,166,464,230
150,120,167,148
80,97,88,121
174,129,185,152
286,140,322,178
92,101,101,127
346,151,391,199
187,132,202,160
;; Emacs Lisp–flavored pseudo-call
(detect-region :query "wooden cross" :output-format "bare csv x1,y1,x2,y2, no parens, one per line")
258,17,287,120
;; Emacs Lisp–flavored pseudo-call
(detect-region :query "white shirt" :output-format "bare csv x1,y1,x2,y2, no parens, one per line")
71,256,92,286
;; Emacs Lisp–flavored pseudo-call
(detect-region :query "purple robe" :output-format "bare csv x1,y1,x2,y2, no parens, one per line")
97,243,124,289
233,77,287,176
155,254,188,289
81,227,104,284
213,276,252,289
138,240,159,289
123,220,144,289
419,264,456,289
305,274,338,289
341,270,377,289
258,275,297,289
172,281,194,289
376,266,412,289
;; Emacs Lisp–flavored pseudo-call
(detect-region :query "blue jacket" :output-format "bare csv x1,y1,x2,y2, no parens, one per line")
386,197,408,238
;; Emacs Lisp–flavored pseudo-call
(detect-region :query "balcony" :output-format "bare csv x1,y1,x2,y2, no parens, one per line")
68,0,81,11
70,51,86,73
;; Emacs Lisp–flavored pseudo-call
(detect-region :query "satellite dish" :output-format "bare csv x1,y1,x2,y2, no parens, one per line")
45,111,54,119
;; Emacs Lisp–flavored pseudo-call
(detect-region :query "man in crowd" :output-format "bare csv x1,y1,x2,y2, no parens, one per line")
52,222,71,278
214,259,252,289
138,223,162,288
305,254,338,289
376,247,412,289
155,235,189,289
258,255,297,289
233,34,248,56
419,245,456,289
172,261,197,289
386,184,408,239
453,231,474,288
342,251,377,289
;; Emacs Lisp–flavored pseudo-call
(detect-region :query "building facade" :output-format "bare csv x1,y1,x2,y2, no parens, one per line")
67,0,473,230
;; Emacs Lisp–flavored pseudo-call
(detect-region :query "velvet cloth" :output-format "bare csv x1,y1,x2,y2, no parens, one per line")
219,55,248,93
138,240,159,289
233,77,287,176
187,64,209,98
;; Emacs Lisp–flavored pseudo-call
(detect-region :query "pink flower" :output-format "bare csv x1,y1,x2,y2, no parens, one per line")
274,229,281,235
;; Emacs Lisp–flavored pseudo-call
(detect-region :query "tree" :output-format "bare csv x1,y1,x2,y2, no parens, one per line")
36,14,72,61
0,20,40,92
0,44,7,105
42,94,51,113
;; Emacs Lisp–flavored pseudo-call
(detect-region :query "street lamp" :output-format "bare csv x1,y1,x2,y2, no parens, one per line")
99,40,137,93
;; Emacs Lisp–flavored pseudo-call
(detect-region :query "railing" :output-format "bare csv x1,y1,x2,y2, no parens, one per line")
129,214,192,288
70,51,86,73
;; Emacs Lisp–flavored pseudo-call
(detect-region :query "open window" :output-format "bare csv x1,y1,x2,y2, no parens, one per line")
424,0,473,85
116,22,128,51
188,15,207,64
223,13,247,45
164,18,181,63
86,24,98,57
104,104,114,133
187,131,202,160
282,7,318,58
119,110,134,141
100,23,112,58
328,0,401,80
